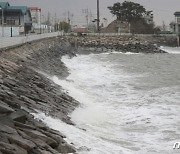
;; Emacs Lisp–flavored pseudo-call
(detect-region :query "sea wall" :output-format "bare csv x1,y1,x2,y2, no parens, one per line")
0,37,78,154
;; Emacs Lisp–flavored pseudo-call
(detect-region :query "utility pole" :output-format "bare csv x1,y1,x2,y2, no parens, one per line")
97,0,100,32
68,11,71,32
82,9,89,32
54,13,57,32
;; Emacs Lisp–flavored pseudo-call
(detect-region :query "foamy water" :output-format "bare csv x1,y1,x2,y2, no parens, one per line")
34,47,180,154
160,46,180,54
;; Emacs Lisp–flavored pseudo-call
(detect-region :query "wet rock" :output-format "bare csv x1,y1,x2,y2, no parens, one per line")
22,129,58,148
27,118,49,130
2,98,21,109
48,129,66,138
34,82,46,89
8,135,36,151
9,110,27,123
0,102,14,114
56,143,76,153
0,116,15,127
14,121,36,130
44,146,60,154
0,141,28,154
35,149,52,154
41,130,65,144
20,95,36,105
0,123,17,134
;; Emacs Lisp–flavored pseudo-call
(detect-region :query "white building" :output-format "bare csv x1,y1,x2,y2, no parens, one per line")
29,7,41,32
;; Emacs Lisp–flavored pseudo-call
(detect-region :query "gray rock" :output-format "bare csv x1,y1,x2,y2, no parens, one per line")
0,141,28,154
57,143,76,153
0,102,14,114
22,129,58,148
8,135,36,151
20,95,36,105
0,123,17,134
0,116,15,127
9,110,27,123
41,130,65,144
14,121,36,130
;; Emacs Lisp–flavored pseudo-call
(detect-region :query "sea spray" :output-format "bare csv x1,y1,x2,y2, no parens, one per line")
36,49,180,154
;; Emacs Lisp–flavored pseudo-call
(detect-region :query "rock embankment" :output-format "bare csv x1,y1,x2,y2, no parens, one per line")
67,35,177,54
0,37,78,154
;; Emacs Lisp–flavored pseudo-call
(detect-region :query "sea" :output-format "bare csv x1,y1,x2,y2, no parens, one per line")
34,46,180,154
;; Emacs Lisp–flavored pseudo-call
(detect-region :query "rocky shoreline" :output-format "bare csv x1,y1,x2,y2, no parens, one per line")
67,35,177,54
0,35,176,154
0,37,78,154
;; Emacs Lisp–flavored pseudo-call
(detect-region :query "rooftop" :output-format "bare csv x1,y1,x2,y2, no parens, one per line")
29,7,41,11
0,2,10,9
8,6,29,14
174,12,180,16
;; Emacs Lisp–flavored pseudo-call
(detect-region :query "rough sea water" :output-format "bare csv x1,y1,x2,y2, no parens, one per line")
34,47,180,154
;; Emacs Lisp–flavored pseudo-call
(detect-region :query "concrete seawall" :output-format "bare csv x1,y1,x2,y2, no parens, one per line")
0,37,77,154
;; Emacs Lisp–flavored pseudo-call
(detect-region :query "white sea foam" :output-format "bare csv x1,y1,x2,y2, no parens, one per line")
101,51,141,55
35,53,180,154
160,46,180,54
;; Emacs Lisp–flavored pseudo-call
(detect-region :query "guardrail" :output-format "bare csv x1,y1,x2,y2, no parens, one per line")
0,31,63,49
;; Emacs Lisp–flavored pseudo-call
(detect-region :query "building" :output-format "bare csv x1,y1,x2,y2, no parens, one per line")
101,20,129,33
173,12,180,34
29,7,41,32
0,2,32,36
170,22,176,34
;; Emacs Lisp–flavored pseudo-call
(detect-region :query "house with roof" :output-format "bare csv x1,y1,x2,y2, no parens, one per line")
0,2,32,36
101,20,129,33
173,12,180,34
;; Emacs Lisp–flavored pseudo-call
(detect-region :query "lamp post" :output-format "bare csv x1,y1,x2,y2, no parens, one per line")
0,7,4,37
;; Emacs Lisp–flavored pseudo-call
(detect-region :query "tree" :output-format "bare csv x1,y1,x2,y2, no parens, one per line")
108,1,146,23
54,21,70,33
108,1,155,33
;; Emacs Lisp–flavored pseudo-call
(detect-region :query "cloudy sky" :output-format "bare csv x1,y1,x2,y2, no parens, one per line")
2,0,180,27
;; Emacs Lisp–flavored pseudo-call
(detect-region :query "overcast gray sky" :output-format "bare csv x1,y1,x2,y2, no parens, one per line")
2,0,180,27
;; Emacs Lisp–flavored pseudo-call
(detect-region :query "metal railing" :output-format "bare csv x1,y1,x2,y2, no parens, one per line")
0,31,63,49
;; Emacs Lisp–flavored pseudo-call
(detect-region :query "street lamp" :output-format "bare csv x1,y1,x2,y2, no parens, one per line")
0,6,4,37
